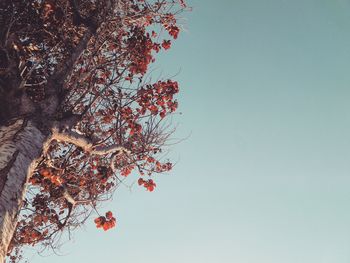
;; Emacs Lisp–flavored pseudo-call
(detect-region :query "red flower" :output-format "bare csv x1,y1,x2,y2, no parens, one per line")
138,178,156,192
106,211,113,220
162,40,171,50
94,216,105,228
168,26,180,39
94,214,116,231
138,178,145,185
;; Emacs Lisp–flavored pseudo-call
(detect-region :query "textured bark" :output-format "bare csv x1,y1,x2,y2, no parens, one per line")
0,119,46,262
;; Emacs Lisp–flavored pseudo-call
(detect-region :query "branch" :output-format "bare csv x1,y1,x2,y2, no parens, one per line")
48,30,93,96
41,0,119,115
46,128,130,156
69,0,97,31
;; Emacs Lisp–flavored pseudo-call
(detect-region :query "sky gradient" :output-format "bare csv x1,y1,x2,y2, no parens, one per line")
27,1,350,262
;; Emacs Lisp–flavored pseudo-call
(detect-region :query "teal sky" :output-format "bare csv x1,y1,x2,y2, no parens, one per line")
28,1,350,262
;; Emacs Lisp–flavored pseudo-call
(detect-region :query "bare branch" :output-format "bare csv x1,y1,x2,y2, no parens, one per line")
47,129,131,156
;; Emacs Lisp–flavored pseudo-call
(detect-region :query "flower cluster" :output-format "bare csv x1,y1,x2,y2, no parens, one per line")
138,178,157,192
94,211,117,231
137,80,179,118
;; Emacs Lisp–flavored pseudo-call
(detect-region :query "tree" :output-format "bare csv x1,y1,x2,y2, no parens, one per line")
0,0,187,262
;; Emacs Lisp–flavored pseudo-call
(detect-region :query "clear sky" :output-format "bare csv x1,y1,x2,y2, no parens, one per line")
27,0,350,262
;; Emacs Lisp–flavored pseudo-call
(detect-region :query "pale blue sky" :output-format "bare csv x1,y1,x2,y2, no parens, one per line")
28,1,350,262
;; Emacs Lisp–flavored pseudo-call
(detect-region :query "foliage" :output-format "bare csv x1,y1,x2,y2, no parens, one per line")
0,0,188,261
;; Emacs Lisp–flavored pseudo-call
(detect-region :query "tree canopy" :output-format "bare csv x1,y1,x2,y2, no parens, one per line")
0,0,188,261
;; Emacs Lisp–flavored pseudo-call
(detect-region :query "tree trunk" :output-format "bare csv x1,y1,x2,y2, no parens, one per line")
0,2,121,261
0,119,46,262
